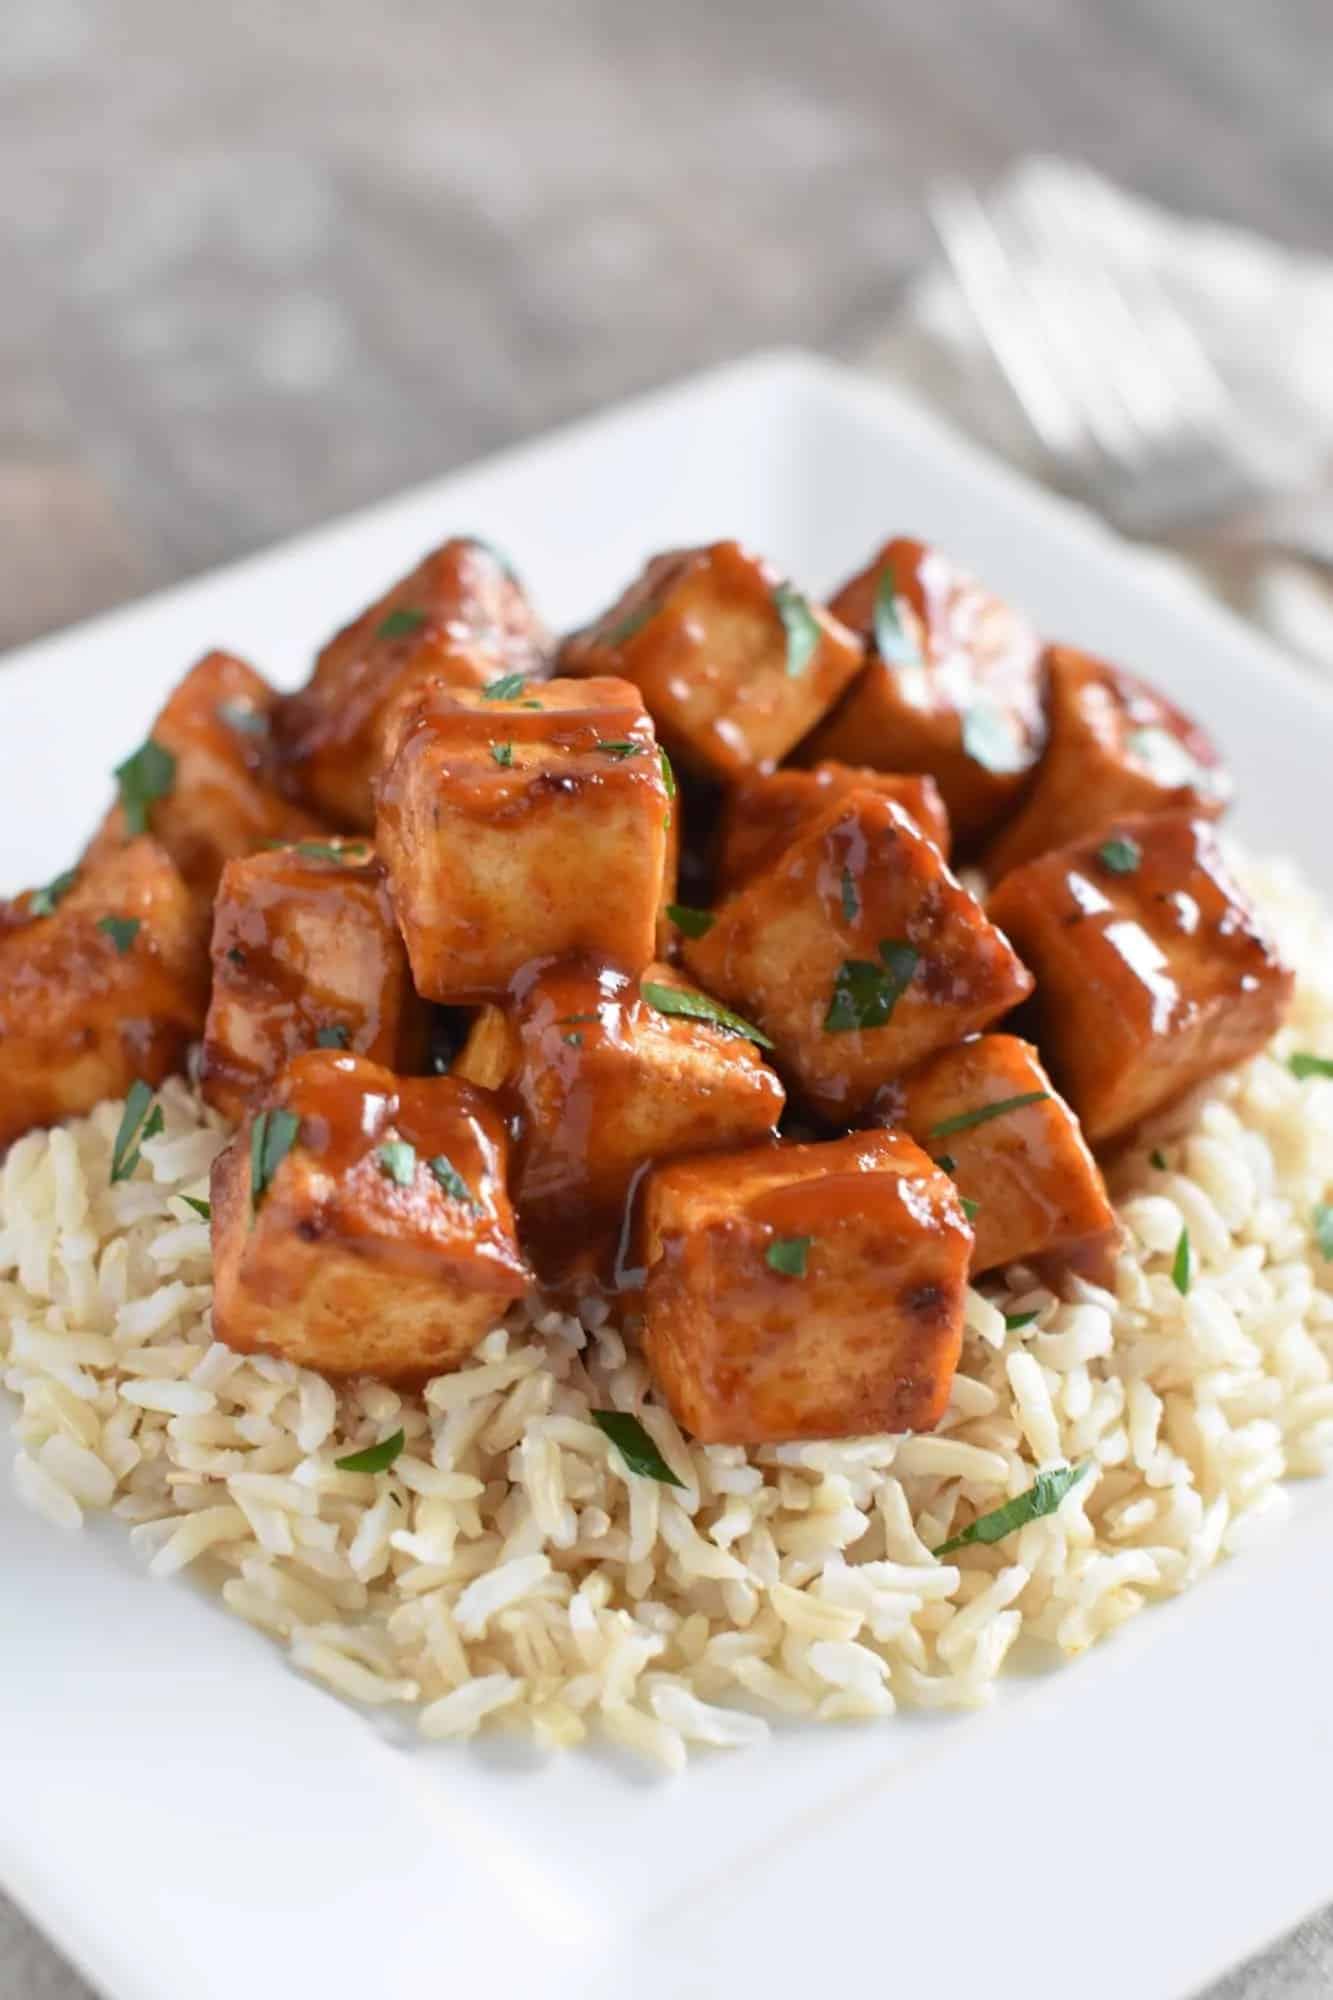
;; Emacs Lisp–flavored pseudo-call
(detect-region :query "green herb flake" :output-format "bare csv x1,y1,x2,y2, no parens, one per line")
823,941,919,1033
658,747,676,803
181,1196,211,1221
765,1235,811,1278
1150,1148,1168,1170
1004,1310,1039,1331
605,602,655,646
97,915,141,955
1171,1225,1192,1296
216,699,270,737
481,672,528,702
773,583,821,679
375,607,427,642
928,1091,1049,1140
29,868,78,917
1097,835,1142,875
839,865,860,926
378,1140,417,1187
596,739,644,759
336,1428,406,1474
249,1107,301,1211
315,1025,350,1050
934,1153,957,1176
563,1031,583,1047
872,569,920,666
110,1081,165,1184
429,1154,477,1208
961,702,1026,776
591,1410,685,1488
491,741,515,768
1314,1204,1333,1261
114,738,177,837
961,1196,980,1222
935,1461,1090,1557
666,903,715,939
277,839,369,865
641,979,773,1049
1289,1052,1333,1080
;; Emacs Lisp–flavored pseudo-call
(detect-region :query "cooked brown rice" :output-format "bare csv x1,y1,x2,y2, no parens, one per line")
5,851,1333,1770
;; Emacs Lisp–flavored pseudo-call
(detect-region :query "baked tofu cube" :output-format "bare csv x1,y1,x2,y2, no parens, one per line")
454,959,785,1280
201,841,430,1123
87,651,325,900
988,813,1292,1144
376,676,671,1001
682,792,1033,1120
715,761,950,896
275,537,550,829
985,645,1231,880
0,838,207,1148
642,1129,972,1444
799,538,1046,846
210,1051,530,1381
871,1035,1115,1276
558,542,863,782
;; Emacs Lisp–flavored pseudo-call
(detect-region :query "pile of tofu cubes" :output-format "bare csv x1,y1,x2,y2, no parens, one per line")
0,533,1292,1443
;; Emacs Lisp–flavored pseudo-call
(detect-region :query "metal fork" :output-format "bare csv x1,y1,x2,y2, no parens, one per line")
927,162,1333,570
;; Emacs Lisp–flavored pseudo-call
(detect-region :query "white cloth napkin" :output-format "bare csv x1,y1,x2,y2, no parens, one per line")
862,156,1333,672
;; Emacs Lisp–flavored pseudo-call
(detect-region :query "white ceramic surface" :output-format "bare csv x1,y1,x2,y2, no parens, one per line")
3,352,1332,2000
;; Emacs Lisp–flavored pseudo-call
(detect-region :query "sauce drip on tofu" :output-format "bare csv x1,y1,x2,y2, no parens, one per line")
2,529,1292,1440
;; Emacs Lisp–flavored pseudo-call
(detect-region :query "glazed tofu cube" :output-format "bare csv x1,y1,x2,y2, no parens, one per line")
985,645,1231,880
558,542,863,782
376,676,671,1001
454,959,785,1280
0,838,207,1148
641,1129,972,1444
682,791,1033,1120
87,651,325,900
715,761,950,896
798,538,1046,846
201,840,430,1123
871,1035,1115,1276
210,1051,530,1380
988,813,1292,1144
275,537,550,829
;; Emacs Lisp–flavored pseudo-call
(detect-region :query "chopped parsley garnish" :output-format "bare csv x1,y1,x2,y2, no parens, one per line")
596,740,644,759
216,699,269,737
97,915,140,955
249,1107,300,1211
935,1461,1090,1557
1150,1148,1168,1170
773,583,821,678
658,747,676,801
591,1410,685,1488
666,903,715,939
961,1196,980,1222
378,1140,417,1187
110,1081,165,1183
641,980,773,1048
336,1428,406,1474
114,738,177,836
429,1154,477,1207
563,1031,583,1047
181,1196,211,1221
315,1024,350,1050
934,1153,957,1175
765,1235,811,1278
1004,1310,1038,1331
839,865,860,925
28,868,77,917
1289,1052,1333,1080
928,1092,1048,1140
823,941,919,1033
1314,1205,1333,1261
961,702,1026,776
280,840,368,864
605,603,655,646
1171,1225,1192,1296
1097,835,1141,875
375,607,427,641
872,569,919,666
226,946,246,968
491,741,515,768
481,672,528,701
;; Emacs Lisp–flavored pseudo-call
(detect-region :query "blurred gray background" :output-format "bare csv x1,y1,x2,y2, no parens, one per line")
4,1,1333,1995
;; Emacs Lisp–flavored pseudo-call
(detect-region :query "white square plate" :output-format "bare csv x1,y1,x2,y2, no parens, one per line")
3,352,1333,2000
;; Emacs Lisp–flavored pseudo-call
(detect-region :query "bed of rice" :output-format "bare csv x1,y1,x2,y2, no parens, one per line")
5,851,1333,1771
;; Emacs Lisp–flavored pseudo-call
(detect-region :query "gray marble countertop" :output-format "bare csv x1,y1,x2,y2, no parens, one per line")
5,0,1333,1993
